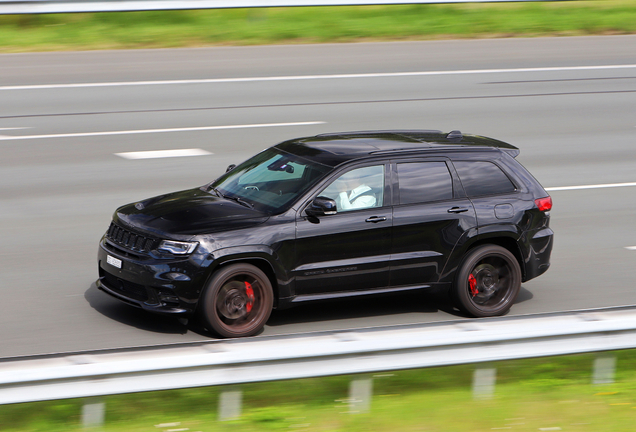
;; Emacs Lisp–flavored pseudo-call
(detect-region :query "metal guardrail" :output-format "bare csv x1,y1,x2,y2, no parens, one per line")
2,306,636,405
0,0,572,15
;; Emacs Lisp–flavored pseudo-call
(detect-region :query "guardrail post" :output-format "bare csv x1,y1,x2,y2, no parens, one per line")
473,368,496,399
218,388,242,420
592,356,616,385
82,398,105,428
349,377,373,413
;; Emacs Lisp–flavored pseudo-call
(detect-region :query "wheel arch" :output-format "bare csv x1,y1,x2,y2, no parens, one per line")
442,233,525,284
200,244,285,312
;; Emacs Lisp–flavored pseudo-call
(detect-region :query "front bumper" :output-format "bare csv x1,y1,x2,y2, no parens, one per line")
97,237,207,315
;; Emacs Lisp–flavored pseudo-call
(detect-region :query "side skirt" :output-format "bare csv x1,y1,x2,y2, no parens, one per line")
291,284,433,303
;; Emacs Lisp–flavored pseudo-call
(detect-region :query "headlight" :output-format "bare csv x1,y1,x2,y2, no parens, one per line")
158,240,198,255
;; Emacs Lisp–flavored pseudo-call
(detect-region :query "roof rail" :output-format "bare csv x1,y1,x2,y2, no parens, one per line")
316,130,443,138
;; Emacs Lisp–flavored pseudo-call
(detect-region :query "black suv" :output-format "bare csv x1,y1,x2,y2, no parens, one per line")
97,130,553,337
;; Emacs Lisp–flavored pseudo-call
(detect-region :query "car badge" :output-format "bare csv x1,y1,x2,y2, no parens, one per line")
135,202,145,210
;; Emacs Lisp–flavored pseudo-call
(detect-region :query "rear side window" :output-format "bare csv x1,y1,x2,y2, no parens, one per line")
453,161,516,197
397,162,453,205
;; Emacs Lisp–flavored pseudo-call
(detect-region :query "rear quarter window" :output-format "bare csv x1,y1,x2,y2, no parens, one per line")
453,161,516,197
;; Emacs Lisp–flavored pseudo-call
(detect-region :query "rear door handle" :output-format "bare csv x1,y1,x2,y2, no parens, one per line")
447,207,469,214
365,216,387,223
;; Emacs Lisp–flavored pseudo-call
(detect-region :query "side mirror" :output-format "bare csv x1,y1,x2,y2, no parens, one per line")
226,164,236,173
306,196,337,217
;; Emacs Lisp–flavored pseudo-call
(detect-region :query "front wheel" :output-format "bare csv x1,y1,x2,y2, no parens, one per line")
453,245,521,317
199,263,273,338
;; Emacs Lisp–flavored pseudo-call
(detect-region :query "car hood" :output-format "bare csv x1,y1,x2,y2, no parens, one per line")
114,188,269,237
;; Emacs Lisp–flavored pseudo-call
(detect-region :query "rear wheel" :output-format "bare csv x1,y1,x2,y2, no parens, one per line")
199,263,273,338
453,245,521,317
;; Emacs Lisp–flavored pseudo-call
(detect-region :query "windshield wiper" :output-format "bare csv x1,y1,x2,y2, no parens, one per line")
224,195,254,209
203,185,253,209
203,185,223,197
210,186,224,198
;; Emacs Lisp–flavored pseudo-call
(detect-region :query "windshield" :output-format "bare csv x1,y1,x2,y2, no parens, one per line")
209,148,332,214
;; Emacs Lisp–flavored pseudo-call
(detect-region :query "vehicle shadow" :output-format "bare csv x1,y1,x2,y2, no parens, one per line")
85,283,191,335
516,286,534,304
85,283,534,336
267,286,534,327
266,289,463,327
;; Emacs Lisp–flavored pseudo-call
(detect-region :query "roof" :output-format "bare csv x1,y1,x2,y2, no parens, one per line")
274,130,519,167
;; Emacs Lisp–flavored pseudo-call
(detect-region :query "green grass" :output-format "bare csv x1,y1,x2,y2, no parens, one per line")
3,349,636,431
0,0,635,52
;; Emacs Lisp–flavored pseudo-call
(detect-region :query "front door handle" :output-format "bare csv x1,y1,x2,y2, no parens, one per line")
365,216,387,223
447,207,469,214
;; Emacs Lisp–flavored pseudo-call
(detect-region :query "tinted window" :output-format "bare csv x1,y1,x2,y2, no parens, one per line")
454,161,516,197
397,162,453,205
238,160,305,184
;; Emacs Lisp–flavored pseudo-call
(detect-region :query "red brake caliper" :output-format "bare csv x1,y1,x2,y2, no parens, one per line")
244,281,255,313
468,274,478,297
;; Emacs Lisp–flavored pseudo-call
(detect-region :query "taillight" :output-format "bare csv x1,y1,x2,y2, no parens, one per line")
534,196,552,212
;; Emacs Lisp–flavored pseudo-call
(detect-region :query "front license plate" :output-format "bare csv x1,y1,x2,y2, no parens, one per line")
107,255,122,269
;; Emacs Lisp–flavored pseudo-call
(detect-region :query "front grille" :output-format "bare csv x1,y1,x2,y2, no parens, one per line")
100,269,149,302
106,222,157,253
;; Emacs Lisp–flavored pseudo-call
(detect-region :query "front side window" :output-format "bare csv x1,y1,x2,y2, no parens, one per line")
211,148,331,213
397,162,453,205
319,165,385,212
453,161,516,197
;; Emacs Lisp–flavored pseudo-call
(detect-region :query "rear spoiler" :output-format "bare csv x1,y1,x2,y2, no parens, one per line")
501,148,520,158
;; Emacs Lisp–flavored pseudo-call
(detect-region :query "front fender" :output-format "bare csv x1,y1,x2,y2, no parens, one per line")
207,245,292,306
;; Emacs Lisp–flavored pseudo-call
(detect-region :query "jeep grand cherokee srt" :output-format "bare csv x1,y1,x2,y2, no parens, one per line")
97,130,553,337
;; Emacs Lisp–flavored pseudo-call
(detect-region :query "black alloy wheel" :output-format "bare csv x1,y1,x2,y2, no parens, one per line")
199,263,273,338
453,244,521,317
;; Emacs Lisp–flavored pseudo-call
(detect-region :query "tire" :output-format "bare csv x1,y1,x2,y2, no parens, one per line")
453,245,521,318
199,263,274,338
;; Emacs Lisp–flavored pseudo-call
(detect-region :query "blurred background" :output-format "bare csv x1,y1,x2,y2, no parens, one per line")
1,0,636,430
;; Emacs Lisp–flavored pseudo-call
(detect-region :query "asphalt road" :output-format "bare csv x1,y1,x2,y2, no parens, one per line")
1,36,636,358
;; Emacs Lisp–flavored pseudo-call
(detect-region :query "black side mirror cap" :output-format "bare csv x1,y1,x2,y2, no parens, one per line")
306,196,337,217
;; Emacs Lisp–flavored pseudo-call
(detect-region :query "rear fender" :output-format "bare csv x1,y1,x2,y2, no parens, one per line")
439,228,524,284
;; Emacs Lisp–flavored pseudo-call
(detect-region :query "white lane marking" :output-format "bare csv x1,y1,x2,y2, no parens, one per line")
545,182,636,191
0,128,30,138
115,149,212,160
2,64,636,91
0,121,324,141
625,246,636,251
